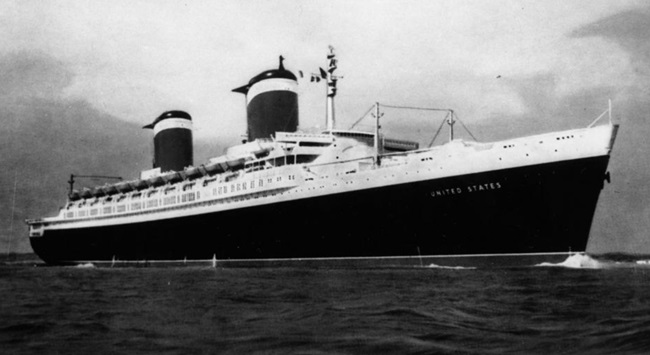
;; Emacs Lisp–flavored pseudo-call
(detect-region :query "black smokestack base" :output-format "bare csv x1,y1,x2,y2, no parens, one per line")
144,110,193,172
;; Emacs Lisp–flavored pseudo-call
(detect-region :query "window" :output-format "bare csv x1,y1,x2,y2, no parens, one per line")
116,205,126,213
103,206,112,214
181,193,195,203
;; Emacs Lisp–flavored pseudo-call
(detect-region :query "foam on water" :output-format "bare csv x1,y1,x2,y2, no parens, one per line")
536,253,604,269
537,253,650,269
426,263,476,270
75,263,95,268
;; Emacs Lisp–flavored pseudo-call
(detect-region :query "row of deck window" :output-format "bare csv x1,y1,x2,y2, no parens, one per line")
65,191,198,219
63,173,297,219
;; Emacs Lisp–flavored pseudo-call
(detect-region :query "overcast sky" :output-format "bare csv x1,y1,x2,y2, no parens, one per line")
2,0,650,254
1,0,643,138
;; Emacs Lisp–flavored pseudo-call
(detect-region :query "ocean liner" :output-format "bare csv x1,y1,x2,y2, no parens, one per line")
26,48,619,267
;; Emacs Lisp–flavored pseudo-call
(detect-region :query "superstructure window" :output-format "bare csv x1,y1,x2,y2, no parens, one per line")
298,141,331,147
181,192,196,203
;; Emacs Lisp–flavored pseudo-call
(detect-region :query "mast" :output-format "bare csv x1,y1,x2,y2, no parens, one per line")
448,110,455,141
312,46,342,131
327,46,337,130
373,102,383,166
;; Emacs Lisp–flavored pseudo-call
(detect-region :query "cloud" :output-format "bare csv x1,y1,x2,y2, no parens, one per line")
2,0,643,141
0,52,73,100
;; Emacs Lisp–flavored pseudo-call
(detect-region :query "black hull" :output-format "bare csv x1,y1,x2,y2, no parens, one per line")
31,156,610,267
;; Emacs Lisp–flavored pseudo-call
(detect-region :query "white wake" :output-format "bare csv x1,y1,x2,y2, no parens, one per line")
426,263,477,270
536,253,604,269
75,263,95,268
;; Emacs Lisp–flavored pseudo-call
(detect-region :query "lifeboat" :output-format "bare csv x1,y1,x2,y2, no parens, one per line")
80,188,93,199
146,175,165,187
100,184,119,196
68,190,82,201
90,187,106,197
226,156,246,169
206,156,229,174
162,172,183,184
184,166,203,180
115,181,134,193
129,180,148,191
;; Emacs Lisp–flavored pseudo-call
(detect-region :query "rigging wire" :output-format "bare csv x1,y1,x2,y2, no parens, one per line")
378,103,479,143
455,113,479,142
348,105,376,130
428,113,449,147
378,104,453,112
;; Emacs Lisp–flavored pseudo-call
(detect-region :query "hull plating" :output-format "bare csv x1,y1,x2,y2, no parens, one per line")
30,155,610,267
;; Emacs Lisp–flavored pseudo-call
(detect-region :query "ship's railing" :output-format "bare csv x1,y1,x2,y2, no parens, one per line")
305,155,375,169
53,164,305,223
45,184,298,225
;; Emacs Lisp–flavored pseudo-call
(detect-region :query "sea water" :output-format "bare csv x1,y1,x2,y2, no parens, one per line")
2,254,650,354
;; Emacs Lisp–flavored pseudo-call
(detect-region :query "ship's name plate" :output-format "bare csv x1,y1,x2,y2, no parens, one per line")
430,182,502,197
